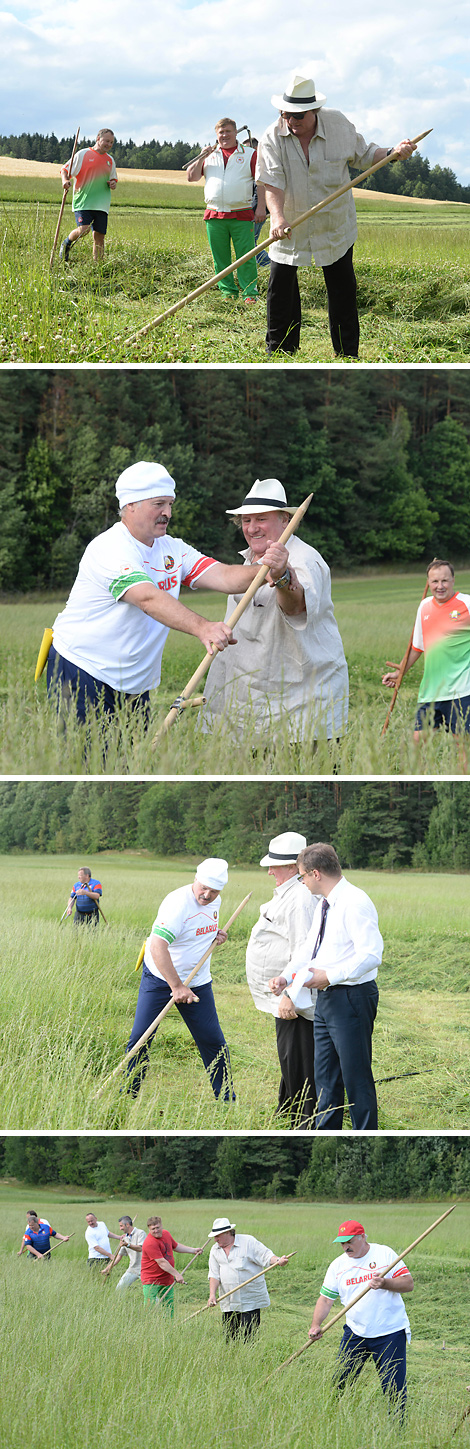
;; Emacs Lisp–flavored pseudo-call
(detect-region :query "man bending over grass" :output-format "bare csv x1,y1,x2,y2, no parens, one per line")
46,460,291,727
59,128,117,263
382,559,470,741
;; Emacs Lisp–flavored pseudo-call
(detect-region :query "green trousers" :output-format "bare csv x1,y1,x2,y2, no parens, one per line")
205,218,258,298
143,1283,174,1315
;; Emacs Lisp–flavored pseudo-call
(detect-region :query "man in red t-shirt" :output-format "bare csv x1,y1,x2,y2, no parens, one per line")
141,1215,202,1315
187,118,265,301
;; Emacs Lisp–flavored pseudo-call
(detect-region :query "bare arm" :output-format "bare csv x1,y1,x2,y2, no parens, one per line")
254,180,267,223
148,935,199,1005
382,646,421,688
120,580,235,658
155,1256,185,1283
208,1275,220,1305
174,1242,202,1255
372,139,417,164
186,145,216,182
309,1293,334,1339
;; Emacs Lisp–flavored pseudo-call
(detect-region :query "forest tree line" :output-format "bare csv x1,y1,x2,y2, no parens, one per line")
1,1135,469,1200
0,780,468,870
1,133,468,202
2,369,470,589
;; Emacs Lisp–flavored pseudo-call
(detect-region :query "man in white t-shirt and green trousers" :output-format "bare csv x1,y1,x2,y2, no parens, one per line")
47,461,288,726
309,1218,414,1418
126,858,234,1101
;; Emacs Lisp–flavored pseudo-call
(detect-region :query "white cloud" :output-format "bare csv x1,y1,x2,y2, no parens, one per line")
0,0,469,178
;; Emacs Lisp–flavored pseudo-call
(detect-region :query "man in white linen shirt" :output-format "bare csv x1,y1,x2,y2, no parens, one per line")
47,461,289,725
269,842,382,1131
246,831,318,1125
207,1216,289,1339
101,1215,147,1290
203,478,348,742
309,1218,413,1419
256,69,416,357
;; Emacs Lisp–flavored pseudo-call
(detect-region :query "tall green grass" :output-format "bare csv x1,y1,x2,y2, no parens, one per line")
1,1193,468,1449
2,576,470,774
1,191,469,361
1,855,468,1130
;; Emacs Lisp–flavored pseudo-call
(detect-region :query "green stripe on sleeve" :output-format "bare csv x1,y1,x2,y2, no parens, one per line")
152,925,176,945
320,1287,339,1301
110,571,149,601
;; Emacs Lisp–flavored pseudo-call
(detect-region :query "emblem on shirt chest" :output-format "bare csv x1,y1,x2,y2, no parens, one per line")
164,556,175,570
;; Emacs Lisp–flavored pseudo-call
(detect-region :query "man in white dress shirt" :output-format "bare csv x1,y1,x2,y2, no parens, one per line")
270,843,382,1130
245,831,318,1125
207,1216,289,1339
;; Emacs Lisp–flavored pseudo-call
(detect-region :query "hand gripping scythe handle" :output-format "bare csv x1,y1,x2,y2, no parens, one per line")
152,491,313,744
94,891,252,1099
50,125,80,269
263,1204,456,1382
124,130,432,345
183,1250,296,1321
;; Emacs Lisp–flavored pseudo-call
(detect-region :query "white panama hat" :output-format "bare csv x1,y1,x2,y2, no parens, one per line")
115,460,176,507
209,1217,236,1236
195,858,229,891
271,70,327,113
226,478,296,517
260,831,307,867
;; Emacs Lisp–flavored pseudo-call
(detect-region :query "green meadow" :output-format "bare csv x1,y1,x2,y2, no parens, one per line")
1,175,469,361
1,572,470,775
1,853,468,1130
1,1189,468,1449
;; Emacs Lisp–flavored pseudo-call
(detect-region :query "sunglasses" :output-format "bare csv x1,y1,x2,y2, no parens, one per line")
283,111,307,120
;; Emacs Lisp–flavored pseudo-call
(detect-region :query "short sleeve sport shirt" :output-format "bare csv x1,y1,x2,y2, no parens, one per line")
412,592,470,703
144,883,221,987
320,1242,411,1339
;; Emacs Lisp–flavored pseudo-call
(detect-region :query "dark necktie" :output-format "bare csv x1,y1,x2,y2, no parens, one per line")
311,898,329,959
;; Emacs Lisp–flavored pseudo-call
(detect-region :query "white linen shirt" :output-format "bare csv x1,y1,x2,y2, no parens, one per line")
85,1221,111,1258
208,1233,274,1311
321,1243,411,1340
145,883,221,988
52,521,216,694
285,876,382,1001
256,111,379,267
203,534,348,739
246,874,318,1017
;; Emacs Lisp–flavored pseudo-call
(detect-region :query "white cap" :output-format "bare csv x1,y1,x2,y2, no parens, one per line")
195,858,229,891
271,71,327,113
209,1217,236,1237
115,461,176,507
226,478,295,517
260,831,307,867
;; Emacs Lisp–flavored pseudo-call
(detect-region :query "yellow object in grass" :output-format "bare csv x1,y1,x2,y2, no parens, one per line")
34,627,53,682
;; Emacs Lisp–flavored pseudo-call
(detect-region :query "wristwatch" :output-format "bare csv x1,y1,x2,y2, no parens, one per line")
274,568,291,590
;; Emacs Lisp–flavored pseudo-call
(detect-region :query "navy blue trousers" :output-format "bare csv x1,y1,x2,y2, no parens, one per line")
126,965,234,1100
47,644,150,725
314,981,379,1131
336,1326,407,1416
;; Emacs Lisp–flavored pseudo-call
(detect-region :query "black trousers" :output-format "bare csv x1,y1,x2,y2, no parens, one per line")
266,246,359,356
314,981,379,1131
223,1309,261,1340
275,1016,315,1127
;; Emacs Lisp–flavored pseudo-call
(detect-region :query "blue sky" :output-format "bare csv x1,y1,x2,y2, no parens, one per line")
1,0,469,179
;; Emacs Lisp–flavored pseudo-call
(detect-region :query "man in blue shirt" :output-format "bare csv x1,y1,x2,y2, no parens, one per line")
66,866,102,925
18,1212,70,1259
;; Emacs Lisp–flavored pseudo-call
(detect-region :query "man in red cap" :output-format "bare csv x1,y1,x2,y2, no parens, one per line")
309,1219,414,1417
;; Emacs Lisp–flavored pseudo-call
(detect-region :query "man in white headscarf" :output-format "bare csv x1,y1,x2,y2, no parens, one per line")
203,478,348,742
46,461,288,723
256,69,416,356
245,831,318,1125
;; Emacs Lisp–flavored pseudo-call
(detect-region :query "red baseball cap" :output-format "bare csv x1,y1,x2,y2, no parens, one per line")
333,1220,365,1242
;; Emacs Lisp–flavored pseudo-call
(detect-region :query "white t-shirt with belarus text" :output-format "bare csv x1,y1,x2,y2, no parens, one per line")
144,883,221,988
320,1243,411,1340
52,521,216,693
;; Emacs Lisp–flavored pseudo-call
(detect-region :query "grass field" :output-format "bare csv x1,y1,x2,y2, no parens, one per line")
1,853,469,1131
1,172,469,362
1,572,470,775
1,1189,468,1449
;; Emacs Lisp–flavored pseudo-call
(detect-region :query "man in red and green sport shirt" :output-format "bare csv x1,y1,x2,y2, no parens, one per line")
59,128,117,263
141,1215,202,1316
186,117,265,301
382,559,470,738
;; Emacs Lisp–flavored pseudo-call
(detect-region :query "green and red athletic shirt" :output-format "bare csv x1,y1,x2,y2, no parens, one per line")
66,147,117,214
412,592,470,703
203,146,257,220
141,1229,178,1286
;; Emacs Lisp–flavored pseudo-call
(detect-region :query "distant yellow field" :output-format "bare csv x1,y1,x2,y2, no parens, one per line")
0,154,457,203
0,156,204,185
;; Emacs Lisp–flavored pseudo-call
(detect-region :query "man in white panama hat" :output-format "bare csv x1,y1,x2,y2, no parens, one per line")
47,460,283,725
207,1216,289,1339
256,69,416,356
245,831,318,1126
203,478,348,743
126,858,235,1101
